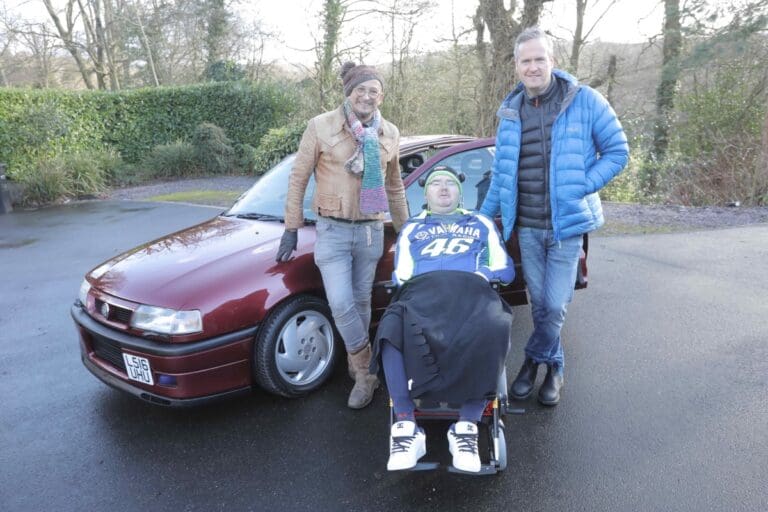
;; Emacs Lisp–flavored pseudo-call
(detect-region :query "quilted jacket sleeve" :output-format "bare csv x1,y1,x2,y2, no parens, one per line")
584,89,629,194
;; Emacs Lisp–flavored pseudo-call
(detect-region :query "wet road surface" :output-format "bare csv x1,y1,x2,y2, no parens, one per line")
1,201,766,511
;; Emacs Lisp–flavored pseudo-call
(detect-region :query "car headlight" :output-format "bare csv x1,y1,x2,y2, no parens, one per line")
78,279,91,306
131,305,203,335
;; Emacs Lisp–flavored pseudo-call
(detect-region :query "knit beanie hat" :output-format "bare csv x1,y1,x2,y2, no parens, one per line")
341,62,384,97
421,165,465,197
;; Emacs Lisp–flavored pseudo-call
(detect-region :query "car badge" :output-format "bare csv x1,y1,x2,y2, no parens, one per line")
101,302,111,318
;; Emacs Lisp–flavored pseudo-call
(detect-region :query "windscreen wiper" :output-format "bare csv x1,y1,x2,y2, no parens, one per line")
225,213,284,221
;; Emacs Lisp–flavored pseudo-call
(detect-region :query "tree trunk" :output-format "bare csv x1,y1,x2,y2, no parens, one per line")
651,0,682,167
473,0,550,136
569,0,587,73
760,107,768,204
76,0,108,89
317,0,344,112
205,0,228,69
133,2,160,86
101,0,120,90
42,0,96,89
605,54,617,104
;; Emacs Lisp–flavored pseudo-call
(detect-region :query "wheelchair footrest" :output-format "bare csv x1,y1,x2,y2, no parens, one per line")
447,464,500,476
408,461,441,471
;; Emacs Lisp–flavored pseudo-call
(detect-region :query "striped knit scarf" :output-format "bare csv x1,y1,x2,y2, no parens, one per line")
343,99,388,214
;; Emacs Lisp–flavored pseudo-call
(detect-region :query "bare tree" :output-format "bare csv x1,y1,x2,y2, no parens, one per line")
128,0,159,86
238,20,271,83
650,0,682,171
16,23,60,88
43,0,96,88
367,0,433,128
472,0,551,136
436,0,476,134
0,8,18,86
76,0,120,89
761,107,768,198
317,0,346,111
568,0,619,74
307,0,377,112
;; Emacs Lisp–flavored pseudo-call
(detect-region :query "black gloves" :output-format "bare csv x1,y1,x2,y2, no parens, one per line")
275,230,298,262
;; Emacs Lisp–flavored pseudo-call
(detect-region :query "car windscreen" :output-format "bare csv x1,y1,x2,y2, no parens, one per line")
225,154,317,221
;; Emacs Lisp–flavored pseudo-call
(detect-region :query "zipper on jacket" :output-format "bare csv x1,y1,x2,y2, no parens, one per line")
550,82,577,242
539,105,551,231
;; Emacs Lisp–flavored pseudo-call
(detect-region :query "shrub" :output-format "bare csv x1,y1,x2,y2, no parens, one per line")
191,122,235,174
658,58,767,206
601,154,643,204
17,148,120,205
0,81,299,182
18,161,72,205
0,90,112,179
139,141,199,180
664,142,767,206
108,81,298,164
252,121,307,174
64,150,120,197
235,143,258,174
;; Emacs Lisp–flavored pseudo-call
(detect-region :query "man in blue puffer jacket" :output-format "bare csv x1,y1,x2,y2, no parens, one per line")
480,27,629,406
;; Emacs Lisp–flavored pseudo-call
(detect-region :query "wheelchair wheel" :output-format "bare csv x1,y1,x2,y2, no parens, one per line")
494,421,507,471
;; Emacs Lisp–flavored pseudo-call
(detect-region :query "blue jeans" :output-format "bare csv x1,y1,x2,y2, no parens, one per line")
313,217,384,353
516,227,583,369
382,342,487,423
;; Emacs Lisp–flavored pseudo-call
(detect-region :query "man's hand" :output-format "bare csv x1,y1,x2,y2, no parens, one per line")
275,230,298,262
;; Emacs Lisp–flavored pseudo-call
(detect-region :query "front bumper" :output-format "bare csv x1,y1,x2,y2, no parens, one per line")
72,303,257,407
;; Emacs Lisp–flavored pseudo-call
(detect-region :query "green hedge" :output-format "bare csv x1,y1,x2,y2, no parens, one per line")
251,121,307,174
0,81,299,180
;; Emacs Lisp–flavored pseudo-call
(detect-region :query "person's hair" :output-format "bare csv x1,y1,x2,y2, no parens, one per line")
514,27,553,60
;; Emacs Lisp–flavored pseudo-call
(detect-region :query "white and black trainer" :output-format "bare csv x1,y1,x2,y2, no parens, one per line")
447,421,481,472
387,420,427,471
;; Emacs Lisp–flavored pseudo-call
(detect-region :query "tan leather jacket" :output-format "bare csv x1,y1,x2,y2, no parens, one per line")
284,106,409,231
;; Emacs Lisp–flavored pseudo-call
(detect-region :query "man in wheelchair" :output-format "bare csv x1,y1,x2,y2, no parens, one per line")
370,165,515,473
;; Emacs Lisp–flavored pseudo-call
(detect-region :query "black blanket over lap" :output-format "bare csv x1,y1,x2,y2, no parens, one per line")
371,270,514,404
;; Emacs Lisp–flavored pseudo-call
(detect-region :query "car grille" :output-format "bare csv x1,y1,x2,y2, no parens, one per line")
95,299,133,325
90,334,127,372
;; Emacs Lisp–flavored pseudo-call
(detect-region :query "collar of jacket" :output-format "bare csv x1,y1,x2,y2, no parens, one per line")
497,68,581,120
414,208,473,222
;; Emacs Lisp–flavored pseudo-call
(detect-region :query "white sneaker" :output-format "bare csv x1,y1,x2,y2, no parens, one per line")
447,421,481,472
387,421,426,471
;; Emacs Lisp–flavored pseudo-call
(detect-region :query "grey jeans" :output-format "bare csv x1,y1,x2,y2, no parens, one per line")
313,217,384,353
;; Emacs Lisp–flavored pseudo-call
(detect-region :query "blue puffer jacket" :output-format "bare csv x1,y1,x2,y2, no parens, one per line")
480,69,629,241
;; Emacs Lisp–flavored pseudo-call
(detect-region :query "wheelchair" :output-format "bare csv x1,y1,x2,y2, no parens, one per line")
382,279,524,476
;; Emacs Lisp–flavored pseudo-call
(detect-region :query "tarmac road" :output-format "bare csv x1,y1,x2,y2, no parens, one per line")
1,200,766,512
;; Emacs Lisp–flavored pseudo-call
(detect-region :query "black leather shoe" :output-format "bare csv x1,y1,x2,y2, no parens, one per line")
538,365,564,406
510,358,538,399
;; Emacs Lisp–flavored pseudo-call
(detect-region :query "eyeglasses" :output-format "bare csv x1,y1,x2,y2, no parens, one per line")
353,86,381,99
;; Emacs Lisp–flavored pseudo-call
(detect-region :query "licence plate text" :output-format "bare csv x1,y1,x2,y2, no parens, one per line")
122,353,154,385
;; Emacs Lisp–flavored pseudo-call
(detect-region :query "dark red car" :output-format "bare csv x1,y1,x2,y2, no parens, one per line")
72,136,587,406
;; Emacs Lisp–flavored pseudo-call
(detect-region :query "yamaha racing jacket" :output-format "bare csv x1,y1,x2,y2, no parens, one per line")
393,209,514,285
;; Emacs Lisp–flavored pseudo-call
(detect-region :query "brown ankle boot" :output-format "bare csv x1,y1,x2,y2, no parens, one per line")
347,344,379,409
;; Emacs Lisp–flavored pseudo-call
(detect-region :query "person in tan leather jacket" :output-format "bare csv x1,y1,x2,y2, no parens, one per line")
276,61,409,409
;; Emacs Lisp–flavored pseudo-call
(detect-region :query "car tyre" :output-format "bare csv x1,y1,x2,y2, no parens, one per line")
253,295,338,397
